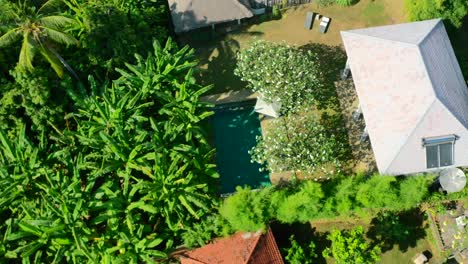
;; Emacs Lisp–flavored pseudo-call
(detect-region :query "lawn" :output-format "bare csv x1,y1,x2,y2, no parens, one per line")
178,0,407,94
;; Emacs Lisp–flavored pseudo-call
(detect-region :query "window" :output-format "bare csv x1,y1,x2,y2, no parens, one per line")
423,135,456,169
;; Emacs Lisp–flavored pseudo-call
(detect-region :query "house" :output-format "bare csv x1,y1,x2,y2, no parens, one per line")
341,19,468,175
167,0,254,33
179,228,284,264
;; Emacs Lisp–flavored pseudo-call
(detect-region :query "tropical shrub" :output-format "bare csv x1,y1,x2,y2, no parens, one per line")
283,235,317,264
0,39,218,263
405,0,468,28
323,226,381,264
398,176,431,209
355,175,399,209
249,107,342,177
276,181,324,223
219,186,273,232
235,40,323,114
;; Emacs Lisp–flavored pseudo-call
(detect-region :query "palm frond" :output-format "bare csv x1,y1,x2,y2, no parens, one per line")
39,16,77,30
0,0,18,22
40,26,79,46
18,33,36,72
38,45,64,77
37,0,64,14
0,28,21,48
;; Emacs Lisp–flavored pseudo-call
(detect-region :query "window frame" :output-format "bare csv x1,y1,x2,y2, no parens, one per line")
423,135,456,169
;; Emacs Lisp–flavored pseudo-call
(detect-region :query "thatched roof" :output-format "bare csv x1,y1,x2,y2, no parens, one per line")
168,0,254,32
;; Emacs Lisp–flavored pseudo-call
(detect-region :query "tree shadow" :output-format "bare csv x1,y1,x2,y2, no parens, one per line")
299,43,347,110
271,221,330,264
178,25,264,95
366,209,427,253
298,43,353,166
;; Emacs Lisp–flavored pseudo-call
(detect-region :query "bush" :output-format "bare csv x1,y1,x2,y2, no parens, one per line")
235,41,323,114
219,187,273,232
249,107,342,177
371,211,413,243
276,181,324,223
398,176,431,209
283,235,317,264
323,226,381,264
356,175,399,209
336,0,353,6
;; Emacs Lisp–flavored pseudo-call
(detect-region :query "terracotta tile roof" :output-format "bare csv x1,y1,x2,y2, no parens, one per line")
180,228,284,264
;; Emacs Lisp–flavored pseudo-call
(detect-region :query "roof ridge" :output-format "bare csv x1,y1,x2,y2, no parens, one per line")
341,31,418,46
244,230,263,263
416,19,442,46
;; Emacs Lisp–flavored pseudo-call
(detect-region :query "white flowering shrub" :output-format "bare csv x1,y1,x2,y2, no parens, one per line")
249,108,342,177
235,40,323,114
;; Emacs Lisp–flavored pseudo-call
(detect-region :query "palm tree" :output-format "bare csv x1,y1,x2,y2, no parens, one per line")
0,0,79,78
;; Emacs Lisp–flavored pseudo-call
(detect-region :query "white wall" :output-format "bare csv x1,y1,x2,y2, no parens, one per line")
386,100,468,175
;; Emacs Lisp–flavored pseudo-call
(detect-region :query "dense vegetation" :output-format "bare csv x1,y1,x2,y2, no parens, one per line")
405,0,468,28
217,174,467,233
0,38,220,263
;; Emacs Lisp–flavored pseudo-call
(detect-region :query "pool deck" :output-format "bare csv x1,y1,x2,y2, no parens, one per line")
200,89,258,105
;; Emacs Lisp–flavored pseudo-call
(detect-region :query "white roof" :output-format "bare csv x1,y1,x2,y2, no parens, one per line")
341,19,468,174
167,0,253,32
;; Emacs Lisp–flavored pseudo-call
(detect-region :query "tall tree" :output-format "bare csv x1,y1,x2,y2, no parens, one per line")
0,0,79,78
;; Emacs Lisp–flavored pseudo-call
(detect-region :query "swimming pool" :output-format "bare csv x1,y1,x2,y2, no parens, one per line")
212,101,271,194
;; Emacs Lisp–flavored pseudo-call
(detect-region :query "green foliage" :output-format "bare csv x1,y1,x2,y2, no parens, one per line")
235,40,323,114
336,0,353,6
0,39,218,263
398,176,431,209
0,0,79,77
0,68,71,139
323,226,381,264
250,107,342,177
356,175,399,209
182,214,232,248
276,181,324,223
71,0,169,77
272,5,282,18
284,235,317,264
405,0,468,28
219,187,273,232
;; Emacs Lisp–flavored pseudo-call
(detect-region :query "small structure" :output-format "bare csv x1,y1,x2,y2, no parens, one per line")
439,168,467,193
255,95,281,118
341,19,468,175
167,0,254,33
304,12,315,30
179,228,284,264
319,16,331,33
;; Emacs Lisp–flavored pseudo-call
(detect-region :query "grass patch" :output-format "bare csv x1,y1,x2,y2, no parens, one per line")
362,1,390,26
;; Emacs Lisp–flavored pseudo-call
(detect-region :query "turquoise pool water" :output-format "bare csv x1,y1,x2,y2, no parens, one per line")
212,101,271,194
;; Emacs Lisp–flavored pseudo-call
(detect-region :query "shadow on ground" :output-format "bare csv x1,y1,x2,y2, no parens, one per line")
367,209,427,253
272,221,330,264
178,26,264,94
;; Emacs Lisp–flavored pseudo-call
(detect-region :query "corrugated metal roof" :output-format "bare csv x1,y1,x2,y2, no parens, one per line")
168,0,254,32
341,19,468,174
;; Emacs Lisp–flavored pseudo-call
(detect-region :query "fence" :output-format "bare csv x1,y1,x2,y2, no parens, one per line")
251,0,313,8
